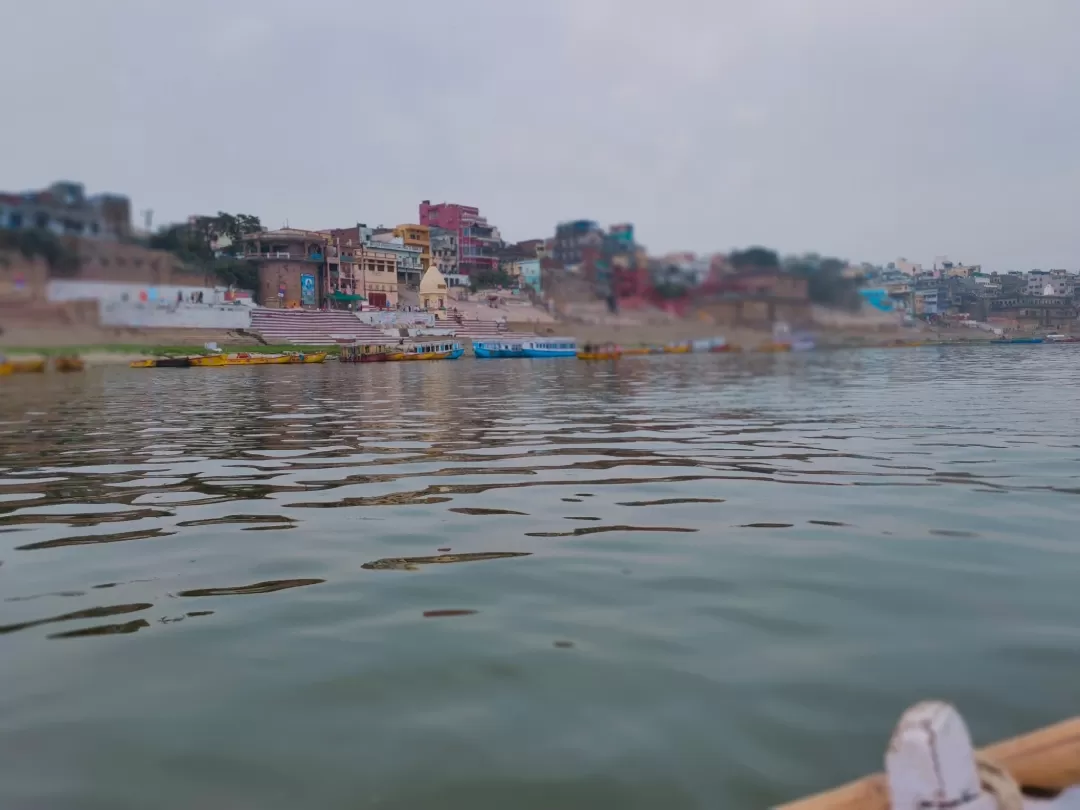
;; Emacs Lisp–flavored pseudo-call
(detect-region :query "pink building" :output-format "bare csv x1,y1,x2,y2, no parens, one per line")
418,200,498,279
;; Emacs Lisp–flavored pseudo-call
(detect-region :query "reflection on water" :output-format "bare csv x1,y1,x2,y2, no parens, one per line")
1,350,1079,809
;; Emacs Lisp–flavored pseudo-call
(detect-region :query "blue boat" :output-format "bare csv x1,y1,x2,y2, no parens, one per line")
991,337,1044,345
521,338,578,358
473,339,525,358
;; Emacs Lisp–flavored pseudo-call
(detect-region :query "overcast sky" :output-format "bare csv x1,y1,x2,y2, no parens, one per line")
3,0,1078,270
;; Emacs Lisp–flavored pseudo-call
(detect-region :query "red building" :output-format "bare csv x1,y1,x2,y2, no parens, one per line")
418,200,499,279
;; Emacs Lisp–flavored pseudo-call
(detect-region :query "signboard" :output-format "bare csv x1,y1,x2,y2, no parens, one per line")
278,282,286,300
300,274,315,307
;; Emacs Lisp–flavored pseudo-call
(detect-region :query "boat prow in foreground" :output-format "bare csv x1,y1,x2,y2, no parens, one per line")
777,702,1080,810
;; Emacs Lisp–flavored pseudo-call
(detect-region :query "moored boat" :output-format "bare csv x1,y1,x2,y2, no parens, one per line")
53,356,84,372
224,352,290,365
387,340,464,361
474,339,525,358
129,359,156,368
521,338,576,358
991,337,1044,345
577,342,622,360
340,342,394,363
9,357,46,373
0,357,12,376
153,356,193,368
189,354,228,367
663,342,692,354
756,342,792,353
285,351,328,364
620,345,655,356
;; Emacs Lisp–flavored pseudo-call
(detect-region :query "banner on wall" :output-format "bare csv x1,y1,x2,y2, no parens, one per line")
300,274,315,307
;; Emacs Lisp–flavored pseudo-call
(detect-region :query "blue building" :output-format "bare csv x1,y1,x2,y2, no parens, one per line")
518,258,541,293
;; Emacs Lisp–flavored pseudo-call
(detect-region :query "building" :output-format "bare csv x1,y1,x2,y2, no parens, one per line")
517,258,541,293
240,228,338,309
989,294,1077,328
343,243,398,309
429,227,463,287
393,224,432,271
419,265,449,311
323,223,423,287
553,220,603,267
419,200,499,280
1025,269,1074,297
0,181,131,240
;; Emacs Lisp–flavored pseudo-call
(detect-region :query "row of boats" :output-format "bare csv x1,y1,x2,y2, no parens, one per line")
0,355,85,375
130,351,329,368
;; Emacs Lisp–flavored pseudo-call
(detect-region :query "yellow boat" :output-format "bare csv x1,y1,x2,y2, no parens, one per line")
9,357,46,373
663,343,692,354
756,342,792,353
387,341,464,362
286,352,328,364
53,356,85,372
0,361,12,377
130,359,156,368
621,346,654,356
577,351,622,360
224,352,291,366
189,354,228,367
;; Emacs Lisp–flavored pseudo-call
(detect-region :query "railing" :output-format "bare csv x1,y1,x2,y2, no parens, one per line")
247,251,292,259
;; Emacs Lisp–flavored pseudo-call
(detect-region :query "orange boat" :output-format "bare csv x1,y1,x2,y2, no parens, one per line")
53,356,85,372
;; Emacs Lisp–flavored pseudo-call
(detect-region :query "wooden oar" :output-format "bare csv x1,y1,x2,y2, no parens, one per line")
777,716,1080,810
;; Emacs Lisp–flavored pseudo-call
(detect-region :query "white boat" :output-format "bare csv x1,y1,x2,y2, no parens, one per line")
521,338,577,358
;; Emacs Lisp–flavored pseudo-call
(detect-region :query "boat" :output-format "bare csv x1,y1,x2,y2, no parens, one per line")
710,342,742,353
130,359,156,368
340,342,394,363
53,356,84,372
991,337,1044,345
0,357,11,376
285,352,328,364
9,357,46,373
620,345,655,356
224,352,291,365
1044,334,1079,343
521,338,577,358
577,342,622,360
387,340,464,361
777,701,1080,810
756,342,792,353
474,339,525,358
189,354,227,367
663,342,692,354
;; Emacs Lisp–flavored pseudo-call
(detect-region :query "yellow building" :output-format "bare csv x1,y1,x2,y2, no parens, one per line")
393,224,432,271
419,265,448,310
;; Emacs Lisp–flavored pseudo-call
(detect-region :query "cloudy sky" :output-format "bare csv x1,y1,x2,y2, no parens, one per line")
3,0,1078,270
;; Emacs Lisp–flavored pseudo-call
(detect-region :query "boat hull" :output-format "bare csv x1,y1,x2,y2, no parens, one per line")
287,352,328,364
577,352,621,360
9,358,46,373
154,357,192,368
189,355,227,367
53,357,85,372
522,348,575,358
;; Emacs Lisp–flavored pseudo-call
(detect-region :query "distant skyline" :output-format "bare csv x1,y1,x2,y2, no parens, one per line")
3,0,1079,273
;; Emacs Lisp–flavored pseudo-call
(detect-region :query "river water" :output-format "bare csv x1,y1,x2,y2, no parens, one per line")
1,348,1078,809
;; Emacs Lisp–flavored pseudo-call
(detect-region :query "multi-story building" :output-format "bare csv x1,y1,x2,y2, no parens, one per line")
341,243,399,309
553,220,603,268
392,224,432,271
0,181,131,240
429,227,462,286
1025,269,1074,297
323,223,422,287
418,200,499,280
240,228,339,308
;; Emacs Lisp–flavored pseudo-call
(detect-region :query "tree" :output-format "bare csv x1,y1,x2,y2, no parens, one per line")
784,253,862,310
469,268,516,292
729,246,780,271
0,228,80,277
